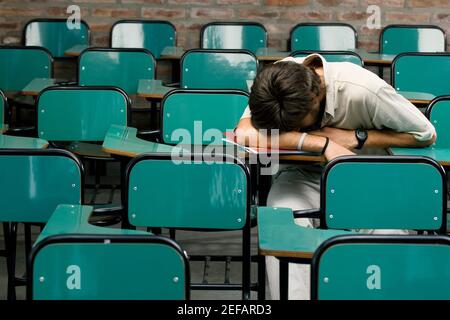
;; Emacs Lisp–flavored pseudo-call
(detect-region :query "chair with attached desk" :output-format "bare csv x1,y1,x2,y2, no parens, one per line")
180,49,258,92
391,53,450,106
36,86,131,225
380,24,446,55
29,204,189,300
124,153,253,299
258,156,447,299
290,50,363,66
110,20,176,59
0,149,83,300
289,23,357,52
23,18,90,59
311,235,450,300
200,22,267,54
0,46,53,133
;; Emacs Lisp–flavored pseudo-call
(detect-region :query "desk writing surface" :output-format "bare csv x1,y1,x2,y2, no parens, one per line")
35,204,150,245
21,78,55,96
0,134,48,149
64,44,89,57
351,49,396,66
258,207,353,259
256,48,289,61
102,125,179,157
160,46,185,60
137,79,174,99
389,147,450,166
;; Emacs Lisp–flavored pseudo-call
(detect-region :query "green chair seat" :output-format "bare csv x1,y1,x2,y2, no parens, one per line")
381,25,446,55
290,23,357,51
201,22,267,54
111,20,176,59
24,19,90,58
180,49,258,92
311,235,450,300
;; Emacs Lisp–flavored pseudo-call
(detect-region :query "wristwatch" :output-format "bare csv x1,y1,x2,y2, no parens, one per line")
355,129,368,149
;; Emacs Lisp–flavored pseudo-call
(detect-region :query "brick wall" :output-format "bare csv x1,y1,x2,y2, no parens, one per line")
1,0,448,52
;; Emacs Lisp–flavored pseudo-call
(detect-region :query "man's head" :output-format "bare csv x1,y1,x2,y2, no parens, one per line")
249,61,325,132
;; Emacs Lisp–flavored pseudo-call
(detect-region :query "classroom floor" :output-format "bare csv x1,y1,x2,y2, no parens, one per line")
0,161,266,300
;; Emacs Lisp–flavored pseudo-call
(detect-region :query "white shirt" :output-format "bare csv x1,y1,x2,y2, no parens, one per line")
241,54,435,142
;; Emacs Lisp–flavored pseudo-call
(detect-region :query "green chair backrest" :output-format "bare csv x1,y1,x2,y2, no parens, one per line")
24,19,90,58
180,49,258,92
78,48,156,95
426,96,450,149
0,46,53,92
0,150,82,223
290,23,357,51
290,50,363,66
201,22,267,54
381,25,446,55
37,86,130,142
392,53,450,97
161,90,249,145
111,20,176,59
31,235,189,300
126,154,249,230
311,235,450,300
321,156,446,232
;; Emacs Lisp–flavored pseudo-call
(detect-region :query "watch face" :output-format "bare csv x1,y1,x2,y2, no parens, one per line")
357,129,368,140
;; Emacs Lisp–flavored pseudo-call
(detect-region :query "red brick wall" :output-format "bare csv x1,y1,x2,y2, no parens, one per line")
1,0,448,51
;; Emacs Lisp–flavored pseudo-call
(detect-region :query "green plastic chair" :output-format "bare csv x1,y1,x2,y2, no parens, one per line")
24,18,90,58
180,49,258,92
201,22,267,54
160,89,249,145
0,149,83,300
311,235,450,300
125,153,252,299
0,46,53,93
110,20,176,59
290,50,363,66
37,86,130,142
290,23,357,51
392,53,450,98
380,25,446,55
318,156,446,233
78,48,156,95
29,204,189,300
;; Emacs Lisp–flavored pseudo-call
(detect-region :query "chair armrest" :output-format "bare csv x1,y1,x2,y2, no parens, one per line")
163,82,180,88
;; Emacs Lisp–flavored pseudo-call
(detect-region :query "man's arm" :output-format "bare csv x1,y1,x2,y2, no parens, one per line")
310,127,436,150
235,117,355,160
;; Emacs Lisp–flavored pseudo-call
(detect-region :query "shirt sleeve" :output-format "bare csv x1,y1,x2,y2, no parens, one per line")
240,105,251,119
371,85,436,142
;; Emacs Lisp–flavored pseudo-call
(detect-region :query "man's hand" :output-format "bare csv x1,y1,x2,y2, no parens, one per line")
310,127,358,150
323,140,356,161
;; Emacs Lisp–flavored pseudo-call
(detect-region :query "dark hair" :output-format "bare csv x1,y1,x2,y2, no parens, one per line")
249,61,322,132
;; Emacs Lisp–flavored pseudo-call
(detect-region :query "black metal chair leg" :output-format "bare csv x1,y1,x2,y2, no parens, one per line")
7,222,18,301
279,259,289,300
242,226,251,300
258,255,266,300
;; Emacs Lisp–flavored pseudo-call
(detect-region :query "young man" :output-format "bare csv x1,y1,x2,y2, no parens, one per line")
235,54,436,300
